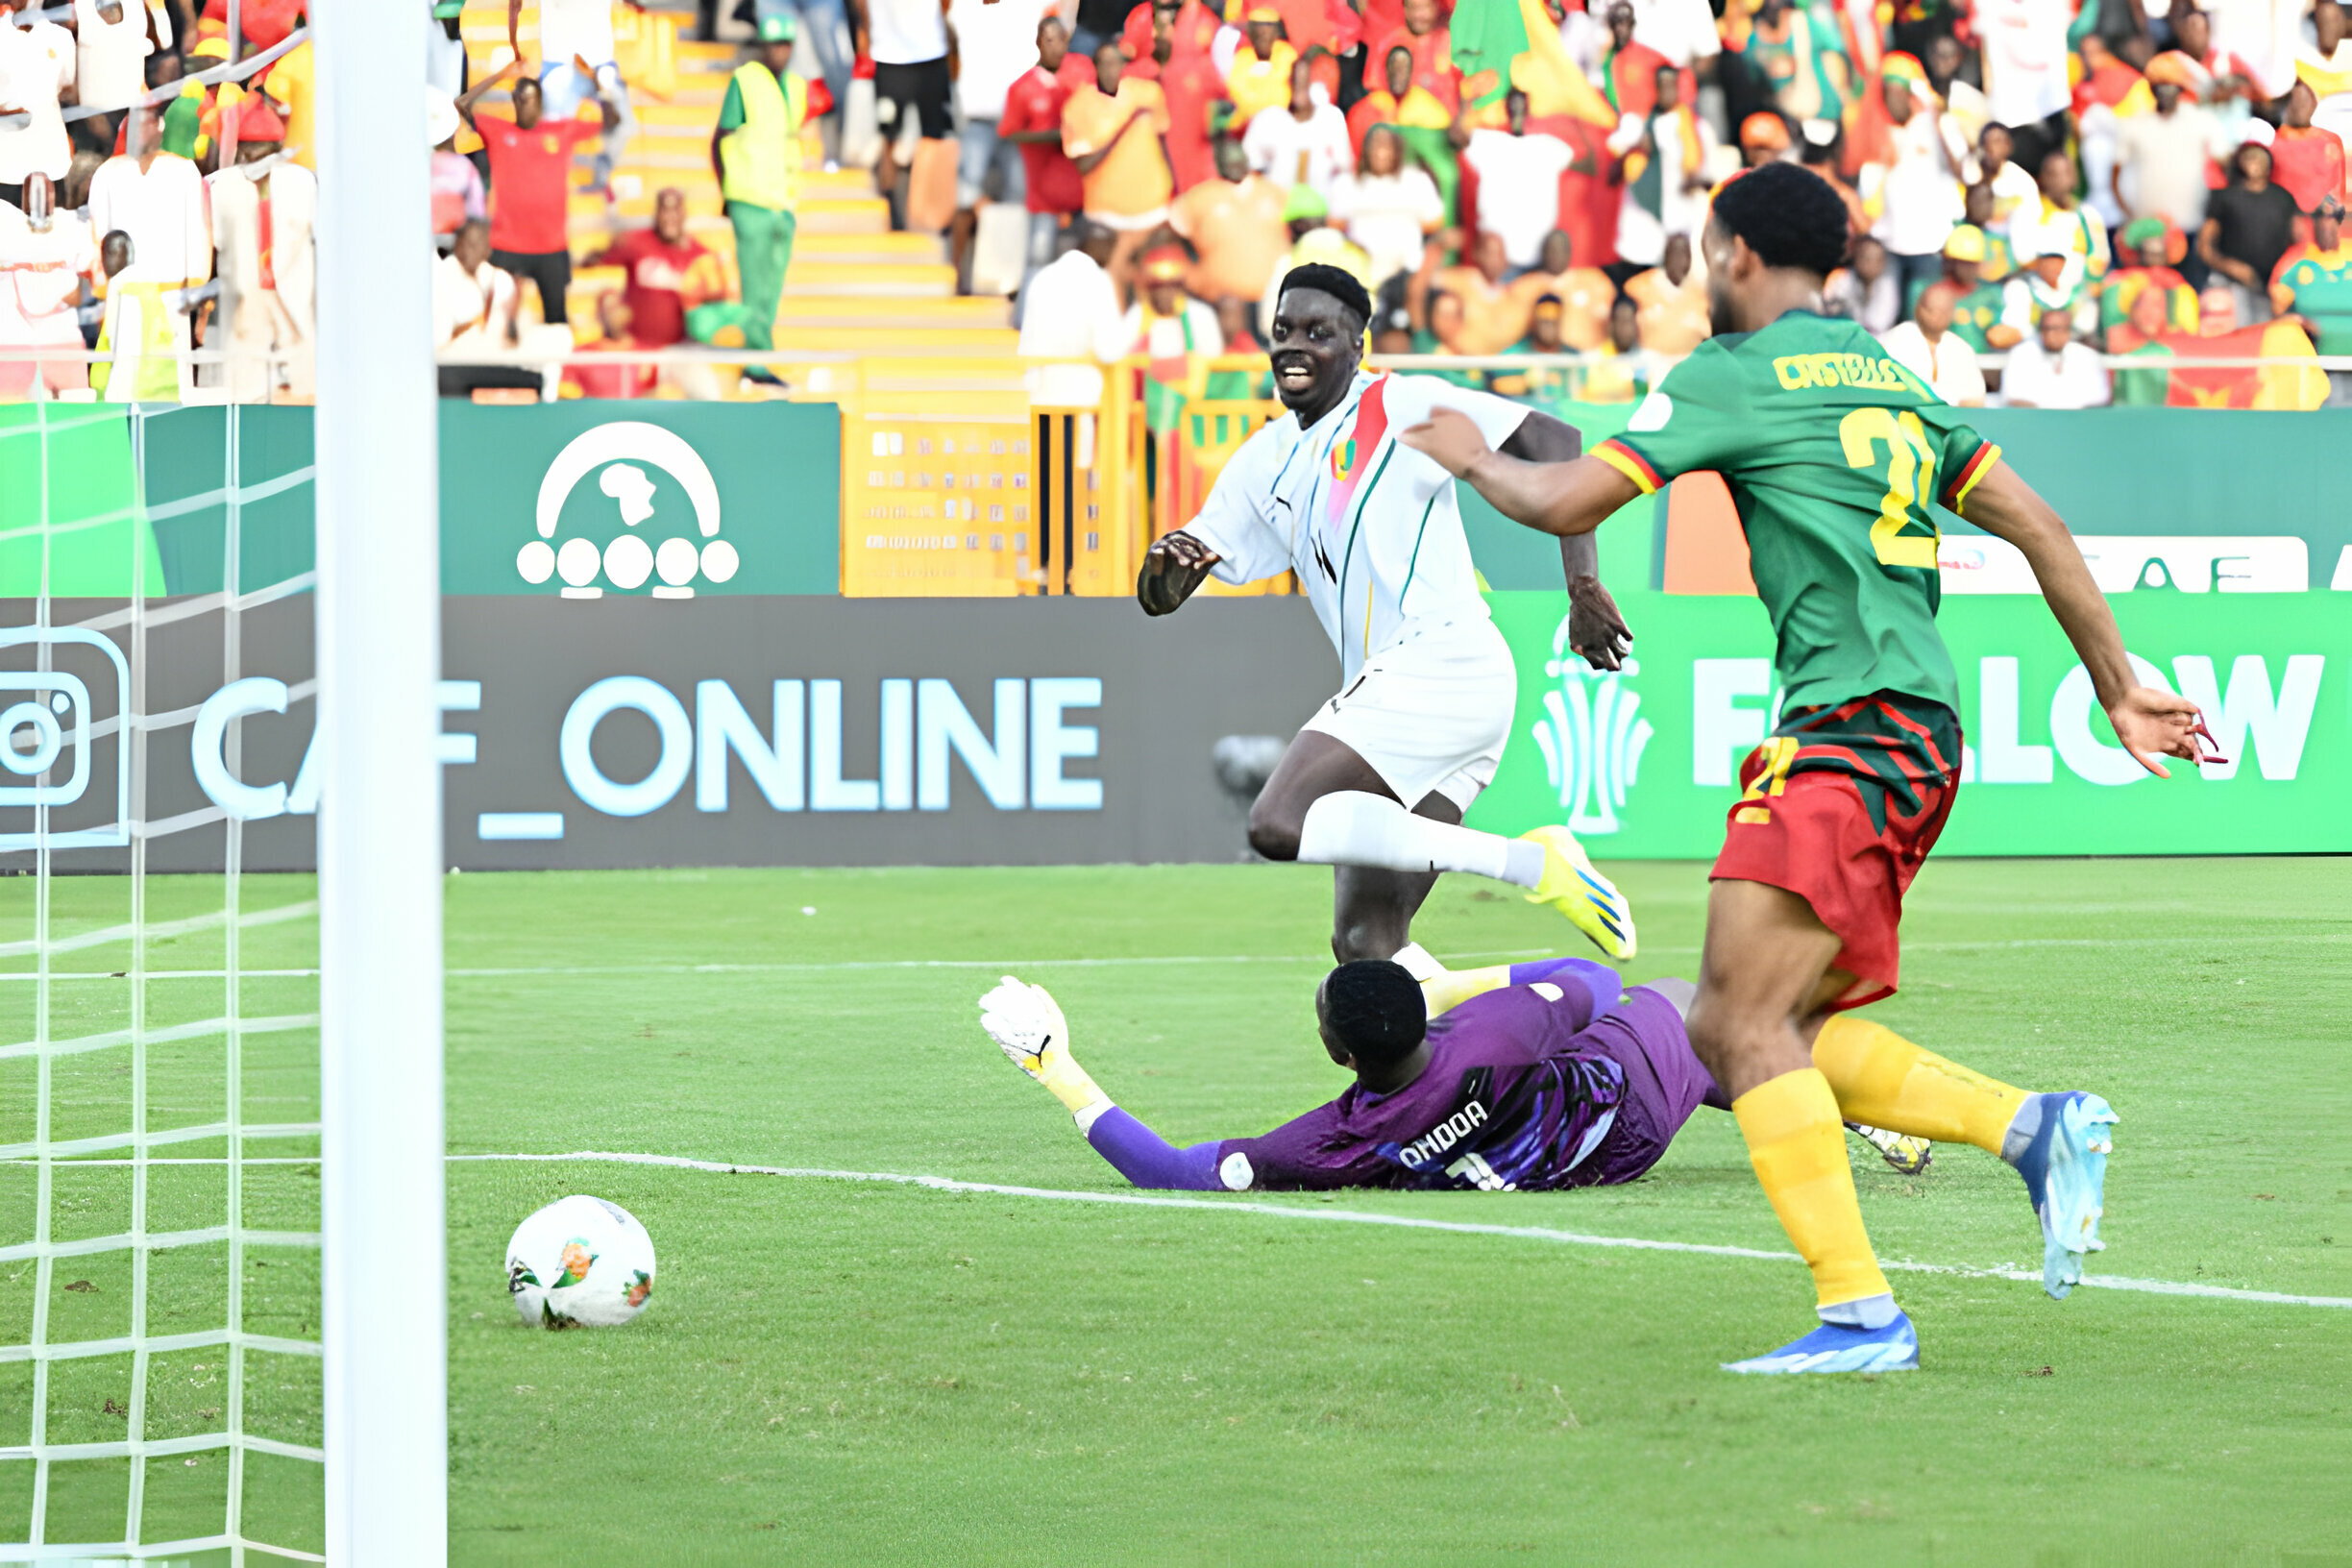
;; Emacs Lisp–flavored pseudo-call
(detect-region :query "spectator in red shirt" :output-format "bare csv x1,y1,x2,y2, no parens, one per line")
1599,2,1690,119
1360,0,1457,113
584,185,713,349
562,290,660,400
1125,0,1228,192
460,64,619,328
998,15,1094,298
2273,81,2349,214
1118,0,1217,65
200,0,303,52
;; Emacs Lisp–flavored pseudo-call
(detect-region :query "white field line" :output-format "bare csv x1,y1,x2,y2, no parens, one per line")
429,930,2343,980
450,1150,2352,1312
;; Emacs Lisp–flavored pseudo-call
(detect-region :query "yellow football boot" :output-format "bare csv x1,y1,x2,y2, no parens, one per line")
1519,824,1636,961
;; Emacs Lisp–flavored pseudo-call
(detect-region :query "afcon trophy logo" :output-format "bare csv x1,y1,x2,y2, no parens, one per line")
517,421,742,599
1528,615,1654,835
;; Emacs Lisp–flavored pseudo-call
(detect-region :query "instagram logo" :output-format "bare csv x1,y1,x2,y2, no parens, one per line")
0,628,132,851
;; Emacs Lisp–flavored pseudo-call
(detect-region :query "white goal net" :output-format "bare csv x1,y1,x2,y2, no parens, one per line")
0,398,325,1560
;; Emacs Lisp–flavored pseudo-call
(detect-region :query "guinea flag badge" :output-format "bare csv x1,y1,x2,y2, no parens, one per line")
1330,437,1358,481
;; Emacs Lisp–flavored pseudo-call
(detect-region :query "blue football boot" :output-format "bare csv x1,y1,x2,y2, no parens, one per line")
1721,1311,1920,1375
2009,1090,2117,1299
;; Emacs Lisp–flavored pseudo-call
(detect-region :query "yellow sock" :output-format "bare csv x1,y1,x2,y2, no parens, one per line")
1418,962,1513,1017
1813,1016,2029,1157
1733,1068,1892,1312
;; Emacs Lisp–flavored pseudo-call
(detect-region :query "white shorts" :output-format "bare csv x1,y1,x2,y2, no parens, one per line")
1301,617,1517,813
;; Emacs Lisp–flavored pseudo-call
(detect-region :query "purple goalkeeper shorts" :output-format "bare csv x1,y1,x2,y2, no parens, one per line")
1579,984,1725,1187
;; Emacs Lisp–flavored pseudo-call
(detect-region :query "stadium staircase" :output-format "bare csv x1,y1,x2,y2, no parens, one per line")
456,1,1021,396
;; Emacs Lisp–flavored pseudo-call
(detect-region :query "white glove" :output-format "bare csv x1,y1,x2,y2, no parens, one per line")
979,975,1068,1080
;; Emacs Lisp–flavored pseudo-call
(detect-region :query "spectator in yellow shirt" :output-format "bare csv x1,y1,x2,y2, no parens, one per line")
1062,40,1174,287
1623,231,1710,355
1226,9,1298,126
263,36,317,172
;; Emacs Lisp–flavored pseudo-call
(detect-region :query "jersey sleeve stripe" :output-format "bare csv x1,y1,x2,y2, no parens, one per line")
1594,439,1661,495
1942,442,2001,515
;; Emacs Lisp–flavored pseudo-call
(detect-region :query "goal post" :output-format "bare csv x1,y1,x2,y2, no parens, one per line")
313,3,447,1562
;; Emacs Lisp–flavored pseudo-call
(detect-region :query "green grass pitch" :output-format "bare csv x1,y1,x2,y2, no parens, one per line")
10,856,2352,1565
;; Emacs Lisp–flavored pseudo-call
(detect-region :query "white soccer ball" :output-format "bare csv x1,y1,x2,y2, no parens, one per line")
505,1195,657,1329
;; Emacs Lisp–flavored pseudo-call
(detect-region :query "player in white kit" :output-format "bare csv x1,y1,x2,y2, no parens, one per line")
1137,264,1640,980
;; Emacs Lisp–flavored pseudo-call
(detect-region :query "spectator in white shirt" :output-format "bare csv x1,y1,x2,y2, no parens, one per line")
2000,307,2111,408
0,170,94,398
865,0,958,216
1466,89,1575,270
1861,69,1966,306
1017,219,1129,404
0,1,76,202
206,101,314,402
85,101,208,380
1924,35,1987,145
1975,0,2072,168
1116,246,1222,358
1328,125,1443,290
1628,0,1721,70
72,0,158,125
2114,76,2227,233
2299,0,2352,142
1241,59,1354,195
434,216,570,400
1825,233,1900,332
1879,281,1986,405
436,216,521,392
1968,121,2044,242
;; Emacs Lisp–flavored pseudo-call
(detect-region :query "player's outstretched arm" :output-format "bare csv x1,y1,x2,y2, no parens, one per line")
1400,408,1644,540
1962,461,2211,777
977,978,1227,1190
1498,412,1632,670
1136,531,1222,616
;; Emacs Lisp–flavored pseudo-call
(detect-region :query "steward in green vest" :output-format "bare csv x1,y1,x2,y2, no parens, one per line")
709,14,807,374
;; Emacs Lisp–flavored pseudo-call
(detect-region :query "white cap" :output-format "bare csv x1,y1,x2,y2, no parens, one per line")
426,86,459,148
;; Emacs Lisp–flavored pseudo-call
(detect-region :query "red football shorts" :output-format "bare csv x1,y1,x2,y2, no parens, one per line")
1709,695,1963,1011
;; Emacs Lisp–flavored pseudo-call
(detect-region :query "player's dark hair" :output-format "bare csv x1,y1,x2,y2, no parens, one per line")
1320,961,1427,1067
1709,160,1851,278
1278,263,1373,333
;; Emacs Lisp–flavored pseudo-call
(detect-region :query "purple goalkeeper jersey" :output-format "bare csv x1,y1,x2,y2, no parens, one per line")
1213,978,1711,1193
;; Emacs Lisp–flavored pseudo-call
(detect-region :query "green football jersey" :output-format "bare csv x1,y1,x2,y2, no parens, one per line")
1595,308,1999,717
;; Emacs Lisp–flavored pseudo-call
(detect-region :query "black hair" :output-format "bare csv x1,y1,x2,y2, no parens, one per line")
1709,160,1850,277
1321,961,1427,1067
1278,263,1371,331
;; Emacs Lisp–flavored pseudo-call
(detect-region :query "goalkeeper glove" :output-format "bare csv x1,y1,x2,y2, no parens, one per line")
979,976,1110,1121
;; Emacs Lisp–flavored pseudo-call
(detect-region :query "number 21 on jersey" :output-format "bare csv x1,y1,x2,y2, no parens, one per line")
1839,408,1940,569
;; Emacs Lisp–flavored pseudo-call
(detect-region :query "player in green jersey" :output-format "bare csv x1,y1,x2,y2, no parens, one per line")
1399,160,2216,1375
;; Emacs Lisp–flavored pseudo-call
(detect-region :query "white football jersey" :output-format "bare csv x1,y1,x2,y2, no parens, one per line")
1182,372,1532,685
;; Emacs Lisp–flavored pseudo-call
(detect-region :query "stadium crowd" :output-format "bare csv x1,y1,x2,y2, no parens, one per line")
2,0,2348,407
983,0,2352,407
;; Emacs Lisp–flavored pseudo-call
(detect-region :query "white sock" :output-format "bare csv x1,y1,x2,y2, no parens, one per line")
1295,792,1547,889
1388,942,1446,981
1817,1292,1901,1330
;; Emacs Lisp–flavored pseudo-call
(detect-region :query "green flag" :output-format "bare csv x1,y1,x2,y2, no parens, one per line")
1448,0,1529,111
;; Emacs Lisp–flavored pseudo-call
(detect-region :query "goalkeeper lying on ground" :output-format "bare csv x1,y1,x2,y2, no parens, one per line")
979,957,2115,1297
